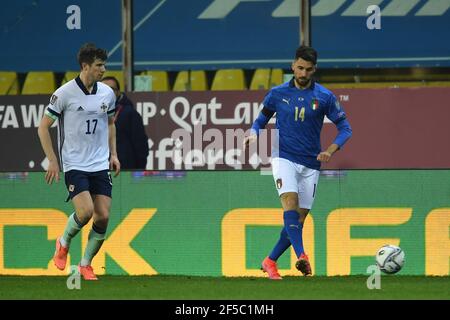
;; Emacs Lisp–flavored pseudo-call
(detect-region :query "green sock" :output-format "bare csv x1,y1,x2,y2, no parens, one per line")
80,225,106,266
61,212,83,248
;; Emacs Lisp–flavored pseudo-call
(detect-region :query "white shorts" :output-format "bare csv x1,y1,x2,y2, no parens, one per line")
271,157,320,210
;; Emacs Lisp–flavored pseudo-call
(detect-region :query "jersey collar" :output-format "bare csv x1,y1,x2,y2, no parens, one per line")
289,77,316,91
75,76,98,95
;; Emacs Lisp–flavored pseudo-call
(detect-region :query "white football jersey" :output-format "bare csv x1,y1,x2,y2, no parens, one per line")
45,76,116,172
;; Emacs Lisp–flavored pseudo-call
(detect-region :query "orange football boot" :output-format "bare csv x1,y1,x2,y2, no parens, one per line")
78,265,98,280
261,256,282,280
53,237,69,271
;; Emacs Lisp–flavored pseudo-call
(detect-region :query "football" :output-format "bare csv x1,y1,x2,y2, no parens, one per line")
375,244,405,274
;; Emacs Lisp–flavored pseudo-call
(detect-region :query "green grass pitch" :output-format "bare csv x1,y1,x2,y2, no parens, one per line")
0,275,448,300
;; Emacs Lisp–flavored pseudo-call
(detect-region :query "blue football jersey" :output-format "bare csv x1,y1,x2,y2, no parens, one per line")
263,78,349,170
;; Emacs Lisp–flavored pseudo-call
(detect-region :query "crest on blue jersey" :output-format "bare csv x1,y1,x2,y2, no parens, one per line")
311,98,319,110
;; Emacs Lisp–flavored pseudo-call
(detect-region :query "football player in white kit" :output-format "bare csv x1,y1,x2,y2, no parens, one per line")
38,43,120,280
244,46,352,279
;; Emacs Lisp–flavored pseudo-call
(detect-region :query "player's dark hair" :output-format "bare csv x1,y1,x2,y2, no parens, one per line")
102,76,120,91
295,46,317,65
77,43,108,68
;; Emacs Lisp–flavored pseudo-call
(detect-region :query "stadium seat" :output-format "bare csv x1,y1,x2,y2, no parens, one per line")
211,69,246,90
358,73,450,83
173,71,189,91
190,70,207,91
250,68,271,90
318,69,450,85
319,74,356,83
62,70,126,90
270,68,284,87
22,71,56,94
103,70,125,91
141,71,169,91
61,71,79,85
321,81,450,89
173,70,207,91
424,81,450,87
0,71,19,95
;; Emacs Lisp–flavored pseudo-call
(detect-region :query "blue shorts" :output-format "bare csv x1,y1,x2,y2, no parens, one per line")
64,169,112,200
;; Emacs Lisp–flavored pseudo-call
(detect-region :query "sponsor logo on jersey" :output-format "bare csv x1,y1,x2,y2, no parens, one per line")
77,106,84,111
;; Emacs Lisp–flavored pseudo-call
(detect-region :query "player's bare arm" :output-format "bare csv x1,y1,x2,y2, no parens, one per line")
108,117,121,177
37,115,60,184
243,134,257,149
317,143,339,163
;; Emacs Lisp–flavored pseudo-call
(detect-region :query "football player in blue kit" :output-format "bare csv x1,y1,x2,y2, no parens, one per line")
244,46,352,279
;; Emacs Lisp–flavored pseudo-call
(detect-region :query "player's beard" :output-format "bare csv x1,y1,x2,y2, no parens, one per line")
295,76,311,88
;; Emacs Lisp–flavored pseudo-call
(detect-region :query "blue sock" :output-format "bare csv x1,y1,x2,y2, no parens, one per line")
268,227,291,261
283,210,304,258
